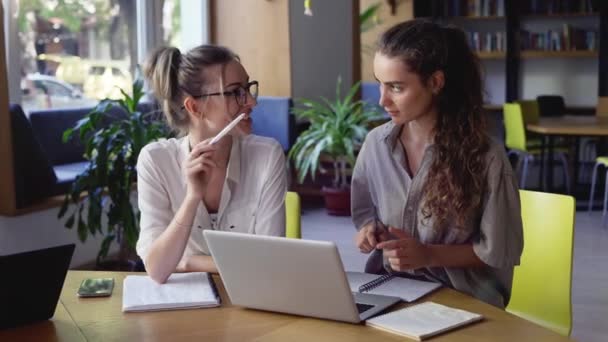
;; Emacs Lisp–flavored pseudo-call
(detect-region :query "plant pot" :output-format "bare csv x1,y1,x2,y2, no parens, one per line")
322,186,351,216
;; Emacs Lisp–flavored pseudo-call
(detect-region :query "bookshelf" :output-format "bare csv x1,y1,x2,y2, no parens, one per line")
477,51,506,59
414,0,607,103
520,50,598,58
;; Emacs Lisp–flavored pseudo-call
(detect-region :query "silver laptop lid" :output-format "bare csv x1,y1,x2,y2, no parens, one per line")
204,230,362,323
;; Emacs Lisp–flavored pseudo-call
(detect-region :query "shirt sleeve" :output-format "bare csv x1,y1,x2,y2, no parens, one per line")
473,152,524,269
253,143,287,236
135,146,173,263
351,137,376,230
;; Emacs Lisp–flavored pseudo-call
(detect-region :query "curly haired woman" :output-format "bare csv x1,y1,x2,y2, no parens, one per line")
352,19,523,308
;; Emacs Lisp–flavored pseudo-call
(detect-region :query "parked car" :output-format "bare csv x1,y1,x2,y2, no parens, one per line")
38,54,133,100
82,62,133,100
21,74,98,113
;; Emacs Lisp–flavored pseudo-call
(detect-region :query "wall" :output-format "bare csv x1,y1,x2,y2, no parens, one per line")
0,207,119,267
519,17,600,106
360,0,413,82
521,59,598,106
211,0,291,97
289,0,359,100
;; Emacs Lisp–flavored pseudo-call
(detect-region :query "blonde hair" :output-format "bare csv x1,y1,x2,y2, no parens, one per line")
143,45,239,133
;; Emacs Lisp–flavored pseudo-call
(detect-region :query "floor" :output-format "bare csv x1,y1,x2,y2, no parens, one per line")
301,205,608,342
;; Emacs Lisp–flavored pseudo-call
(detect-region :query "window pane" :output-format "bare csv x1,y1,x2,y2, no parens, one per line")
163,0,181,48
17,0,137,112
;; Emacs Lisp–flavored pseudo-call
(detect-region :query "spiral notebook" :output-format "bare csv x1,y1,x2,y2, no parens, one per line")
346,272,441,302
366,302,483,340
122,272,221,312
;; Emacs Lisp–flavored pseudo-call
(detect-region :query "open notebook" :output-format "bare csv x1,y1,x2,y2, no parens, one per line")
366,302,483,340
346,272,441,302
122,272,221,312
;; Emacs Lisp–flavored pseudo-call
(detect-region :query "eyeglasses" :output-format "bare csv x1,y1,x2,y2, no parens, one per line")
193,81,259,106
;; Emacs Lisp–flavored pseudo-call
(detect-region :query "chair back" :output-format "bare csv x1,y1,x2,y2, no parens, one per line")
536,95,565,117
596,96,608,119
516,100,540,124
503,103,527,152
507,190,574,336
285,191,301,239
251,96,295,152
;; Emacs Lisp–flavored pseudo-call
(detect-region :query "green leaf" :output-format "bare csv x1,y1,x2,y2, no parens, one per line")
57,194,70,218
97,234,116,265
77,206,88,243
64,211,76,229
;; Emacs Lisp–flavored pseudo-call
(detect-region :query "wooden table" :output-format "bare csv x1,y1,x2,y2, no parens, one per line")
0,271,573,341
527,116,608,193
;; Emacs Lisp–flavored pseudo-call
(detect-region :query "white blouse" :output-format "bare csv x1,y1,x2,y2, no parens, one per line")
135,135,287,262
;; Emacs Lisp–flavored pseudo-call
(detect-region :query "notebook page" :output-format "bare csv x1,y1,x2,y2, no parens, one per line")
368,276,441,302
366,302,483,340
122,272,220,312
345,271,382,292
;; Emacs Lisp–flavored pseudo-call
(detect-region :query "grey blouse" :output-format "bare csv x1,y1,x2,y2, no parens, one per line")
351,121,524,308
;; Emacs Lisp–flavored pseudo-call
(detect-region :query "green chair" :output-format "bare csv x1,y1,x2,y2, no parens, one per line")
503,103,570,192
285,191,301,239
507,190,574,337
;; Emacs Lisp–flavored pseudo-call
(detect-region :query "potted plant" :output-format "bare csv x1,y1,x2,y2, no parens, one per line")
58,78,169,270
288,77,385,216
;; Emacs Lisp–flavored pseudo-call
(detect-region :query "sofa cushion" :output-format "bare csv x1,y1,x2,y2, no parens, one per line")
28,107,93,166
10,104,57,208
251,96,294,151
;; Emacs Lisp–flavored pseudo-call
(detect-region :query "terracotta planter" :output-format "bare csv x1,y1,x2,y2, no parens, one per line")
322,186,351,216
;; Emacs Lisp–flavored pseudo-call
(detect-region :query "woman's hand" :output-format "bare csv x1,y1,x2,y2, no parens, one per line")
377,227,433,271
355,220,390,253
184,139,217,200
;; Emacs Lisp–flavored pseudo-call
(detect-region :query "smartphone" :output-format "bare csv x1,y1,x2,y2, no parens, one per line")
77,278,114,297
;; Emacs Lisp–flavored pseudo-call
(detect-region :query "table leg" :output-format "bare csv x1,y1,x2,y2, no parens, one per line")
573,137,580,194
548,135,555,192
540,136,546,191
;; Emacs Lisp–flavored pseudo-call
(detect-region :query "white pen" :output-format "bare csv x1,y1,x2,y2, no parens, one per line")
209,113,247,145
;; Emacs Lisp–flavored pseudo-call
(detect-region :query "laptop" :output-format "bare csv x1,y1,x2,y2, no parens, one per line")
0,244,75,329
203,231,400,323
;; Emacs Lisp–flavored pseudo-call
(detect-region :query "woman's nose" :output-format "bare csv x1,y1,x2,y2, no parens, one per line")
244,92,257,107
379,88,390,107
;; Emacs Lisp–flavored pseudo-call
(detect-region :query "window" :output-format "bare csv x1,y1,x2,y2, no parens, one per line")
14,0,138,109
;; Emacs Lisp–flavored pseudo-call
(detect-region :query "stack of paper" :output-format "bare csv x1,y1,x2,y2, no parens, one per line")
122,272,220,312
366,302,483,340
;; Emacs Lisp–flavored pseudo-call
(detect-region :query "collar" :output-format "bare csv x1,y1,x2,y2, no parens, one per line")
178,135,241,184
380,121,403,149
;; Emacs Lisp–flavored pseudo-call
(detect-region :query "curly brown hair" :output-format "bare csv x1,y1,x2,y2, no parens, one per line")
377,19,490,231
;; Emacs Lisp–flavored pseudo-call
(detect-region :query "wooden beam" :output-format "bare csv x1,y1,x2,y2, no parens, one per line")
0,3,17,215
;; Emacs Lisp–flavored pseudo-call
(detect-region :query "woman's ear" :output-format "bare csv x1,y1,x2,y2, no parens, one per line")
183,96,203,120
429,70,445,95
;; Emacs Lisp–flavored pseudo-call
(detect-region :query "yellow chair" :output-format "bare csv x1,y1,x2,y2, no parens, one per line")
503,103,570,191
587,157,608,219
517,99,540,125
507,190,574,337
581,97,608,182
285,191,301,239
586,98,608,213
